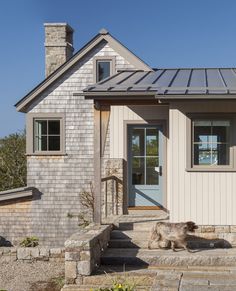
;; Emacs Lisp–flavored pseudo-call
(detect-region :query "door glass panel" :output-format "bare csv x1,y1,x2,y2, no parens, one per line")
131,126,160,186
132,157,144,185
132,128,144,156
146,128,158,156
146,157,159,185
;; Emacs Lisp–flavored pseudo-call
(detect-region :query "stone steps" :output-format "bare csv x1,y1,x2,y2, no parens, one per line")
108,238,228,249
101,248,236,268
109,230,231,249
62,267,236,291
115,211,169,231
62,285,150,291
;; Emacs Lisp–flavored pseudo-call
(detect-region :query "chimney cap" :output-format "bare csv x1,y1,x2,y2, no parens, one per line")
44,23,74,32
99,28,109,35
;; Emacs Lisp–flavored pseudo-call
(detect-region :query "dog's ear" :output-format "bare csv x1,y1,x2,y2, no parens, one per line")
186,221,198,231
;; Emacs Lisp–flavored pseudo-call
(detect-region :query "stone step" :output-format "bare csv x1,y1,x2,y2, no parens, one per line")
101,248,236,267
110,230,233,247
62,285,150,291
116,219,168,231
62,269,156,291
108,238,228,249
61,268,236,291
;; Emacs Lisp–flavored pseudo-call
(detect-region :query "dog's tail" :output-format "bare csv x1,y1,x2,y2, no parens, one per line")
148,223,161,249
186,221,198,232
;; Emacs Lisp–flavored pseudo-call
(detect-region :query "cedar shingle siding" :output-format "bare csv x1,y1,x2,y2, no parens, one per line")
25,43,134,246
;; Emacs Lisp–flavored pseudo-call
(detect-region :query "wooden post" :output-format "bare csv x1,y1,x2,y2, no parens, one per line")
101,109,110,156
94,104,101,224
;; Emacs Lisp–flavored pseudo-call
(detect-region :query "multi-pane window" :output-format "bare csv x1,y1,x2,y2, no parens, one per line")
34,119,61,152
96,60,111,82
192,120,230,166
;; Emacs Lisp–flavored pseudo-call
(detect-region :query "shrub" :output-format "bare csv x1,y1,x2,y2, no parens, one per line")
93,282,135,291
20,236,39,247
0,131,26,191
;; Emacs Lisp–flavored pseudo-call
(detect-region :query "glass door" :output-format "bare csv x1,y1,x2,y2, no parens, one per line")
128,125,163,207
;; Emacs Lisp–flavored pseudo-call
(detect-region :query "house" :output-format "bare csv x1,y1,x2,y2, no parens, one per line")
2,22,236,246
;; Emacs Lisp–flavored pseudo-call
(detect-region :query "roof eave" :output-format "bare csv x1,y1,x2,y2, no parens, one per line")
75,91,157,100
15,33,105,113
15,31,152,113
157,94,236,100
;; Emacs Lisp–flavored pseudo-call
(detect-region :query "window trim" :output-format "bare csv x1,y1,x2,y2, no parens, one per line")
26,113,65,156
186,113,236,172
93,56,115,83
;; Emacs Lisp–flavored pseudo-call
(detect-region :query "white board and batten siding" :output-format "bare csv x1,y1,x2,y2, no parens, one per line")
169,101,236,226
109,105,169,159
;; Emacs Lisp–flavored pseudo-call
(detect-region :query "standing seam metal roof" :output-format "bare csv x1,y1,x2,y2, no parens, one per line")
83,68,236,95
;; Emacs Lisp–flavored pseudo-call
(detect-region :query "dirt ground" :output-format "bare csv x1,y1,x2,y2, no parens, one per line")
0,260,64,291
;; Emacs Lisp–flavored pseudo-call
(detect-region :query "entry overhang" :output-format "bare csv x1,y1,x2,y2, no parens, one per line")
79,69,236,101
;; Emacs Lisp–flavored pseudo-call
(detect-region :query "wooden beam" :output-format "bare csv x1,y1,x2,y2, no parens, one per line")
94,107,101,224
101,107,110,157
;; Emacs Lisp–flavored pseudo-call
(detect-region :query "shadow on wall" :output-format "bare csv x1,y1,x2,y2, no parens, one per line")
31,187,43,201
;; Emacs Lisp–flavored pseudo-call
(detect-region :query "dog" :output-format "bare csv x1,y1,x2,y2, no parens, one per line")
148,221,198,252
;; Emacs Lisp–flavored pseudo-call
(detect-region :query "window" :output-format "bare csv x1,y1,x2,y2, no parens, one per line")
93,56,115,83
193,120,230,166
186,114,235,171
26,113,65,155
97,61,111,82
34,119,61,152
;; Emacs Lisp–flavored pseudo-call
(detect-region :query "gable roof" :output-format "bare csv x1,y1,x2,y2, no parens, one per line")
81,68,236,99
15,29,151,112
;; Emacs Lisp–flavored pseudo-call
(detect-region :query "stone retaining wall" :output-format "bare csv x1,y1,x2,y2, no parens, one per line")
0,247,64,262
64,224,112,284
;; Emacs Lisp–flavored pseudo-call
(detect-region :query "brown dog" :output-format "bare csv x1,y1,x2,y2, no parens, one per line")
148,221,198,252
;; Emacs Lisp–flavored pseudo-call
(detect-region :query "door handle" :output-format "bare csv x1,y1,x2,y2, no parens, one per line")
155,166,162,176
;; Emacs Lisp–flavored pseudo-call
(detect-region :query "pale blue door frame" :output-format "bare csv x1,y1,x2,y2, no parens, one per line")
127,124,164,207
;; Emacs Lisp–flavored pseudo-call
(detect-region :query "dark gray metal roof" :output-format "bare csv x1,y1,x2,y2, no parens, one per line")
83,68,236,97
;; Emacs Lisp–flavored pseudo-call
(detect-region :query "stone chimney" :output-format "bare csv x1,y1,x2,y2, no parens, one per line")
44,23,74,77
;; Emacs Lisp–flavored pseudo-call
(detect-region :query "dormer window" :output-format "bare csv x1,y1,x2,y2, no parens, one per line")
97,60,111,82
93,56,115,82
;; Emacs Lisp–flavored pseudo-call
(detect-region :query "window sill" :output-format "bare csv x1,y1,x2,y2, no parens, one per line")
186,167,236,172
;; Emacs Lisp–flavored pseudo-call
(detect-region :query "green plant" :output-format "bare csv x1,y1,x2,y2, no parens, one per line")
93,278,136,291
80,181,95,216
20,236,39,247
52,276,65,289
67,212,90,228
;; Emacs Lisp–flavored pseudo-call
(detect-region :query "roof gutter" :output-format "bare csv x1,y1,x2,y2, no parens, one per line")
157,94,236,100
75,91,157,99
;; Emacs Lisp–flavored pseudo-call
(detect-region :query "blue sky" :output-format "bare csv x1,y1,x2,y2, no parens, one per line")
1,0,236,137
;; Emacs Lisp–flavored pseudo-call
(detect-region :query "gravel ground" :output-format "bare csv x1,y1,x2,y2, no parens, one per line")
0,260,64,291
